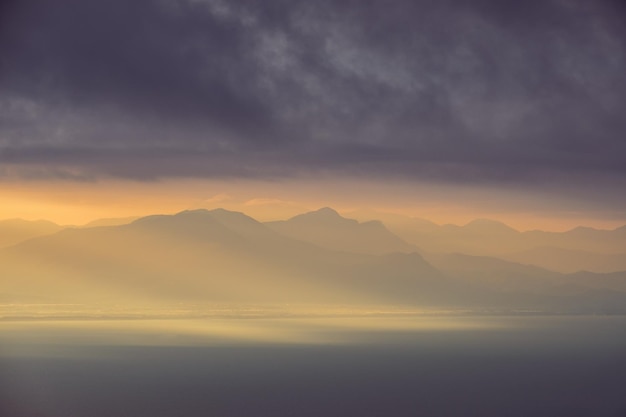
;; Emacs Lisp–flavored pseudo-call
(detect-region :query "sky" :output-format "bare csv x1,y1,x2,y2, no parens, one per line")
1,0,625,230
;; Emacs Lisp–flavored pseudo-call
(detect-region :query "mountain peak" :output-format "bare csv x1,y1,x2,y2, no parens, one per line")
266,207,415,255
207,208,262,226
175,209,210,217
464,218,518,233
287,207,353,224
313,207,341,217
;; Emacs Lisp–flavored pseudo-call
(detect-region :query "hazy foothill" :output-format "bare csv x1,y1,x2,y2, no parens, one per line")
2,207,625,314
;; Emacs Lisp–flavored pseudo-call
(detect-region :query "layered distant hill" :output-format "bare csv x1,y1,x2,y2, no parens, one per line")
0,209,444,306
349,210,626,273
1,208,625,313
0,219,63,248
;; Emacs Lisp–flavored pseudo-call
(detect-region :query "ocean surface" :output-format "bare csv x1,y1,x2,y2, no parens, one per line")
1,314,625,417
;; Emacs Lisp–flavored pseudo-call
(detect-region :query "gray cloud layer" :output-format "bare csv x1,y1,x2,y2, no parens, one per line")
1,0,625,193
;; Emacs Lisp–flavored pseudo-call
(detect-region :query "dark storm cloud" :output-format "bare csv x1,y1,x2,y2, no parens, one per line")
1,0,625,188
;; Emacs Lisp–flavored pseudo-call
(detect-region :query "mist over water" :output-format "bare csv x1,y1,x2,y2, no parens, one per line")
2,314,625,417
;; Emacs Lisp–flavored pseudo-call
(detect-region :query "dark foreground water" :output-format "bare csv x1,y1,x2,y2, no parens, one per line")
1,315,625,417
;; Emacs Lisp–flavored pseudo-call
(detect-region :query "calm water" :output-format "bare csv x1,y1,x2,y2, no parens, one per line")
1,315,626,417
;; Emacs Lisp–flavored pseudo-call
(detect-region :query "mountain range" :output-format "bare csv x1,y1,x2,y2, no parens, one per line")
1,208,625,313
349,210,626,272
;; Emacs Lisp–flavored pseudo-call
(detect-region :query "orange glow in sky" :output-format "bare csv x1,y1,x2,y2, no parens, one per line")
1,178,624,232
